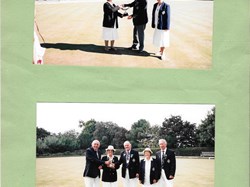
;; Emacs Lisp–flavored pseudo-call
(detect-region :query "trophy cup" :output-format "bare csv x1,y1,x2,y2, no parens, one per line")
109,157,115,168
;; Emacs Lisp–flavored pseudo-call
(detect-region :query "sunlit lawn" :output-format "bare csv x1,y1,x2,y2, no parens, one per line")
36,156,214,187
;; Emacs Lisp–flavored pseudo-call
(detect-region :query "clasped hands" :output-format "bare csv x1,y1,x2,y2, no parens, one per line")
98,160,115,170
117,5,132,19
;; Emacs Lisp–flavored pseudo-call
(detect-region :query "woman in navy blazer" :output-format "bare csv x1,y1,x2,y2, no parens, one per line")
139,148,160,187
102,0,127,51
101,145,120,187
151,0,170,60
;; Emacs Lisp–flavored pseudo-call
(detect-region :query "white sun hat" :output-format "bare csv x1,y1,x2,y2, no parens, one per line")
143,148,153,154
105,145,116,152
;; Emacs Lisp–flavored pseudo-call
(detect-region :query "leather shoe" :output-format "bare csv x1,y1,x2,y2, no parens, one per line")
127,45,137,50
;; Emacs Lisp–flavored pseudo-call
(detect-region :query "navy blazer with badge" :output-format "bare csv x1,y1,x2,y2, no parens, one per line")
101,155,120,182
124,0,148,26
156,149,176,180
103,2,124,28
118,149,140,178
83,147,105,178
152,2,170,30
139,158,160,184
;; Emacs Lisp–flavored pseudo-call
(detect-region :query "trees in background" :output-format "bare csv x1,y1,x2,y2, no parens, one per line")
78,119,96,149
36,107,215,156
126,119,150,148
160,115,197,148
36,129,79,155
196,107,215,147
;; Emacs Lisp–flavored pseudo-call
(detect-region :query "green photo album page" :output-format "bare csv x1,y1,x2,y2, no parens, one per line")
1,0,249,187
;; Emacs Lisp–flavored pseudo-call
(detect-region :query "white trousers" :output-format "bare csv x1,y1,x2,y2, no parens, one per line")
159,169,173,187
122,169,138,187
142,183,159,187
84,176,100,187
102,181,118,187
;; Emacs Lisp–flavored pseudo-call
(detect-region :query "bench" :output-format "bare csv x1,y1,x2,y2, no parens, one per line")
200,152,214,159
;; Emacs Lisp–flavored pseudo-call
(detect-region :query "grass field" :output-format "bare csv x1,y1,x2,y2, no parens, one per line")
35,0,213,69
36,156,214,187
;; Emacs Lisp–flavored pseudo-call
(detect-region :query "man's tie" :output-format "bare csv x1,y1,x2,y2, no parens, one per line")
161,151,165,168
126,151,130,167
96,151,99,159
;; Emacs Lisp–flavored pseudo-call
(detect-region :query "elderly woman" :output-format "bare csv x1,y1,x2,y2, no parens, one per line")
101,145,120,187
152,0,170,60
139,148,160,187
102,0,127,51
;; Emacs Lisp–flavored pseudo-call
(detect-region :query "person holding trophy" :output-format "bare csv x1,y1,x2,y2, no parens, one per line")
101,145,120,187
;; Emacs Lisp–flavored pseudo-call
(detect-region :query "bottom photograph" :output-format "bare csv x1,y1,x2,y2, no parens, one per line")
36,103,215,187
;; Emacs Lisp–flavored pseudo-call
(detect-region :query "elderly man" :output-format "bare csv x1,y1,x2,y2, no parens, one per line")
156,139,176,187
118,141,140,187
83,140,111,187
123,0,148,53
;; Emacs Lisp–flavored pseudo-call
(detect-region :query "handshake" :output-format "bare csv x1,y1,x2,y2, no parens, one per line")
105,160,115,168
117,5,130,18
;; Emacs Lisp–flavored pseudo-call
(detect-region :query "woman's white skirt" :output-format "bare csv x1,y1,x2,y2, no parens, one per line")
153,29,170,47
102,27,118,40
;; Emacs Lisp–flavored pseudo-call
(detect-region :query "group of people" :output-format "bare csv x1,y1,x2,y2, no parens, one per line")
102,0,170,60
83,139,176,187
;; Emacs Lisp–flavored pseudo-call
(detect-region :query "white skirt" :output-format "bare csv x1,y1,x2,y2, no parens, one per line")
153,29,170,47
33,31,46,64
102,27,118,40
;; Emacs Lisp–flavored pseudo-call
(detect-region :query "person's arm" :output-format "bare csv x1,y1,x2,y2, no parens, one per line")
135,151,140,176
86,149,110,166
151,3,156,28
104,2,120,14
153,159,160,182
123,0,135,8
85,149,104,165
169,151,176,178
118,152,124,166
138,160,143,182
114,157,120,169
164,4,170,30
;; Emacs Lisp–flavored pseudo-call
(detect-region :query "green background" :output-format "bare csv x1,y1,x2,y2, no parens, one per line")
1,0,249,186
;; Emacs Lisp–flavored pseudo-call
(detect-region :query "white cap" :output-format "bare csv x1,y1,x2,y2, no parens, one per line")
105,145,116,152
143,148,153,154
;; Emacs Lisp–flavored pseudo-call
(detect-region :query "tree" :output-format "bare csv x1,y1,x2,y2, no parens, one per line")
36,127,51,140
160,116,197,148
112,126,128,149
126,119,150,148
78,119,96,149
93,121,127,149
139,125,161,148
196,107,215,147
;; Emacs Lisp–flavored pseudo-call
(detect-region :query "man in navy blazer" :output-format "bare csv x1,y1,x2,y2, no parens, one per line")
156,139,176,187
118,141,140,187
83,140,111,187
123,0,148,52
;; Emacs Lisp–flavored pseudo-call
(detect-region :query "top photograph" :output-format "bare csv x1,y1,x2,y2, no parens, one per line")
33,0,213,69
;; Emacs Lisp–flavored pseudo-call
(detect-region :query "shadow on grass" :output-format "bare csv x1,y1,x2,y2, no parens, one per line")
41,43,157,58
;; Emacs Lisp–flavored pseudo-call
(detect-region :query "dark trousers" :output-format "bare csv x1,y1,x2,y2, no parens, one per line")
132,24,146,50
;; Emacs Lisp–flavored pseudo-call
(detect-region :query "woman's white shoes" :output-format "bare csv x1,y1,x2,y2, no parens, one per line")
155,51,166,60
161,53,166,60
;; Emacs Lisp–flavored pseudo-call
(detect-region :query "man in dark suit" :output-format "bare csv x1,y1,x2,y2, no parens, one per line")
123,0,148,52
156,139,176,187
118,141,140,187
83,140,111,187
